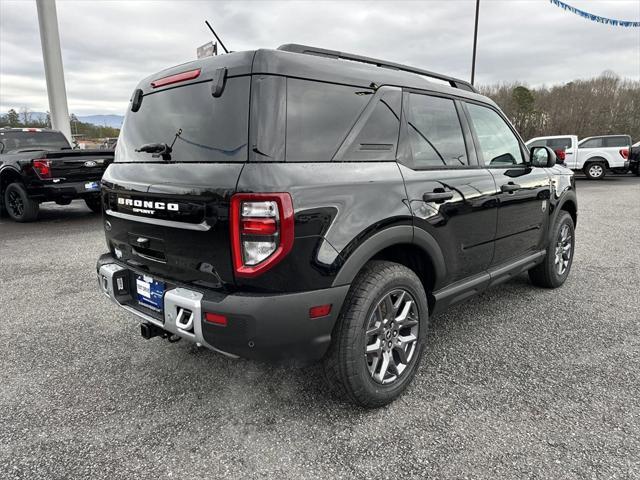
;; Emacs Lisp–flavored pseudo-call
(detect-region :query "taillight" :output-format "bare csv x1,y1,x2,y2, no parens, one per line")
620,148,629,159
32,159,51,178
230,193,294,278
554,148,566,161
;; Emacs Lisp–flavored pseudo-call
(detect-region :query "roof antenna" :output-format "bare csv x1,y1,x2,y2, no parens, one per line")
205,20,229,54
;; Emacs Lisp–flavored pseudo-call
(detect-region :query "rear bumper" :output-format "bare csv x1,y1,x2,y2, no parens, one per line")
96,254,349,363
26,180,101,201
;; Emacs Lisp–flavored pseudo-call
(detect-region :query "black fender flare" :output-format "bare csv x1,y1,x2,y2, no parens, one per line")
331,225,447,289
0,166,23,193
550,190,577,234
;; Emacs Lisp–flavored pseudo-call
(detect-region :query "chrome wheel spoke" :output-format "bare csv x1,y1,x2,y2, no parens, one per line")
366,338,381,354
398,333,417,345
375,351,391,383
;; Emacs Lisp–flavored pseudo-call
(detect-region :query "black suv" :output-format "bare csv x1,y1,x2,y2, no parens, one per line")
96,45,577,407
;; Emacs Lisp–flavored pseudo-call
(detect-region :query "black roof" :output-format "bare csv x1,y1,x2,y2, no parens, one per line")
137,45,494,107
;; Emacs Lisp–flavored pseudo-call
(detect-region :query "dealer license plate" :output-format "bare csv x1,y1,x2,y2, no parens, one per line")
136,275,165,311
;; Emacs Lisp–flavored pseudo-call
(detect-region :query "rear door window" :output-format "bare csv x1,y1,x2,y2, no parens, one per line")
546,138,572,150
117,77,250,162
466,103,524,166
406,93,469,168
286,79,370,162
579,138,602,148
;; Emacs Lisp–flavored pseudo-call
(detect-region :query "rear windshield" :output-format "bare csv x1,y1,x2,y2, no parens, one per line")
116,77,249,162
546,138,572,149
0,131,71,153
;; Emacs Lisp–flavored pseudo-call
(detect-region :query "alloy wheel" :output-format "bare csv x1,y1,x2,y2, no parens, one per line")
7,190,24,217
364,289,420,385
588,164,603,178
554,223,572,276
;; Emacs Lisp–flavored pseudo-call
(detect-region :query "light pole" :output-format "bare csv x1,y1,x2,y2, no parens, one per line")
36,0,71,142
471,0,480,86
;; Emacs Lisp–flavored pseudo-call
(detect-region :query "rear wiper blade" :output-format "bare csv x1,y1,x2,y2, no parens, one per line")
135,142,172,159
135,128,182,161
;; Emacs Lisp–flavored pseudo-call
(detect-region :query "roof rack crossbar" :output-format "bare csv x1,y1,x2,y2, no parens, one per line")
277,44,477,93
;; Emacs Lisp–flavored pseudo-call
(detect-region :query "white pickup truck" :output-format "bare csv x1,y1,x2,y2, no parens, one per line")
526,135,631,179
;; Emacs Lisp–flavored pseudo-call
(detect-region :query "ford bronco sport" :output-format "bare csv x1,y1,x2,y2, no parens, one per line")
96,45,577,407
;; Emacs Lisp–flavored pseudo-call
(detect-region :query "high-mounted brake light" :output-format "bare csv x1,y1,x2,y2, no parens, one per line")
32,159,51,178
230,193,294,278
150,68,201,88
620,148,629,159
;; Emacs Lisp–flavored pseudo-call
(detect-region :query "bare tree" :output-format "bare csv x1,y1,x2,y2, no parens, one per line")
481,73,640,142
19,106,32,125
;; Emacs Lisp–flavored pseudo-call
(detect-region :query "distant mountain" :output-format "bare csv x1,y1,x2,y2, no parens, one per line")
8,111,124,129
77,114,124,128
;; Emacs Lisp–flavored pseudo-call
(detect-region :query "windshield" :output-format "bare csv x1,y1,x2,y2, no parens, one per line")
116,77,249,163
0,131,71,153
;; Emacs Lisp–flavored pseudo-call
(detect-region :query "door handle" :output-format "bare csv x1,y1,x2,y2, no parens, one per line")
422,190,454,202
500,182,521,193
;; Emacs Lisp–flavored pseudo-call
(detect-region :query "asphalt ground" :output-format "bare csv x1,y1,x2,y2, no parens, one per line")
1,175,639,479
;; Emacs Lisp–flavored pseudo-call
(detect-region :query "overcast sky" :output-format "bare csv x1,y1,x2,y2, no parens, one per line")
1,0,638,116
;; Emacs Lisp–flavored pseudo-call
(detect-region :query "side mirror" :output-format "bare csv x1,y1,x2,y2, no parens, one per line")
530,146,556,168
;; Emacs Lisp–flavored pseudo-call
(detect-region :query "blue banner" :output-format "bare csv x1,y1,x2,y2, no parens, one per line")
550,0,640,27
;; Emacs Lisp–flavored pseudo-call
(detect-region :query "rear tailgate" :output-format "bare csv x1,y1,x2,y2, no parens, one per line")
102,163,243,288
44,150,113,181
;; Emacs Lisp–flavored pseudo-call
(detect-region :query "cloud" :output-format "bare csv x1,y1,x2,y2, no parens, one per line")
1,0,638,115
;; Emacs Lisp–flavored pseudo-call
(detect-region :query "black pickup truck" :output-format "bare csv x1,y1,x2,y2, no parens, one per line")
0,128,114,221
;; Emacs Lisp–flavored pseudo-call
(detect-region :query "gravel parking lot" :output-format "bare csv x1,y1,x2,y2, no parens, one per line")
1,175,638,479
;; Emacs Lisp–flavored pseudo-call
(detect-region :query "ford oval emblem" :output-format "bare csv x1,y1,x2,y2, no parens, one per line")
84,160,97,167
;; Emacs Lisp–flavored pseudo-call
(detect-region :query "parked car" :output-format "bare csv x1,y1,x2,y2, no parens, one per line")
0,127,114,221
96,44,577,407
629,141,640,176
526,134,631,179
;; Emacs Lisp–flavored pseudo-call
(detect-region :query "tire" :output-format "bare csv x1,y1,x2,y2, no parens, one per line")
583,161,606,180
4,182,39,222
528,211,575,288
84,196,102,214
322,260,429,408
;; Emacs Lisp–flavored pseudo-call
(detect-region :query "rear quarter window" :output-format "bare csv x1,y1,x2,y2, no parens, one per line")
604,137,629,148
286,79,370,162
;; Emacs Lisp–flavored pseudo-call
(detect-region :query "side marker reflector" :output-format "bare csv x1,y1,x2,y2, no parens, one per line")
309,304,332,319
204,312,228,327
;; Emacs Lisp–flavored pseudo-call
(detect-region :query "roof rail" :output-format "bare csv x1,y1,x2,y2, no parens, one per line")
277,44,477,93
